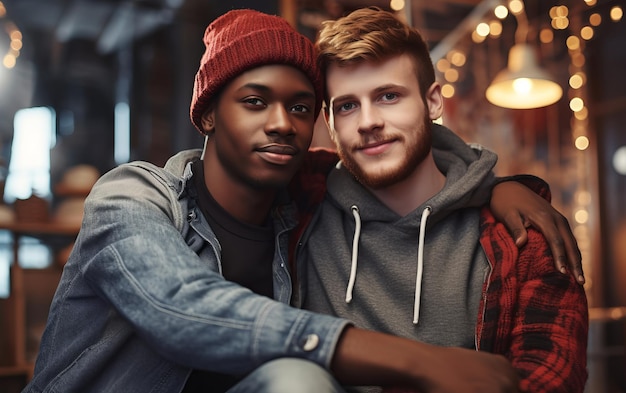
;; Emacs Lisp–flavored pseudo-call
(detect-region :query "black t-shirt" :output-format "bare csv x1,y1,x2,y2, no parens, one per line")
182,160,275,392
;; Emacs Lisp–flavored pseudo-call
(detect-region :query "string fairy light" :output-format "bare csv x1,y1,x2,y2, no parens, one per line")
1,1,22,69
432,0,623,300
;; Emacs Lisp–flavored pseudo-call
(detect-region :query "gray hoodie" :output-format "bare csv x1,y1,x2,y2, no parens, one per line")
300,124,496,351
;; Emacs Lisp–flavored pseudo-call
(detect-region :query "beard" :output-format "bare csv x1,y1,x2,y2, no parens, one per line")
337,118,433,189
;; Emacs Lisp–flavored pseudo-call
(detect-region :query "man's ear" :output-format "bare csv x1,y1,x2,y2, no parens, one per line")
200,109,215,135
425,82,444,120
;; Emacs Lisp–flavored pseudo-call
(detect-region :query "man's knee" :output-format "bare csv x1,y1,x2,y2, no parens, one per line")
230,358,344,393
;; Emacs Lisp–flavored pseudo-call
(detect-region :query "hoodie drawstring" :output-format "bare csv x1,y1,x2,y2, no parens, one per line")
414,206,431,324
345,205,361,303
345,204,431,325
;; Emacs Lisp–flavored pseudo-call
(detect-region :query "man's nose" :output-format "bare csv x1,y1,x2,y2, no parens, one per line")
358,102,383,133
265,105,295,136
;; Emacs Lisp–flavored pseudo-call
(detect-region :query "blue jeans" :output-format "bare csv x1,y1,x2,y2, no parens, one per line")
227,358,346,393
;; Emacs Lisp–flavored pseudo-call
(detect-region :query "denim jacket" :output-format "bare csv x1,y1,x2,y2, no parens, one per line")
25,149,349,393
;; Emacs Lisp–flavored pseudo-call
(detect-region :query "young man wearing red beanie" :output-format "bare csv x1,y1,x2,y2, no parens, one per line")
25,8,582,393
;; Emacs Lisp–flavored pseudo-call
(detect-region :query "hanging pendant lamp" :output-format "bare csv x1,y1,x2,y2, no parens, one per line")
486,43,563,109
485,0,562,109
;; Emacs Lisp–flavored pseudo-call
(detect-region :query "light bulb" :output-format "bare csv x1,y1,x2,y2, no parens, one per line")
512,78,533,94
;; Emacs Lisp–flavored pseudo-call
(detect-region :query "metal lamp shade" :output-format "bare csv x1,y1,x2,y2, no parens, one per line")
486,44,563,109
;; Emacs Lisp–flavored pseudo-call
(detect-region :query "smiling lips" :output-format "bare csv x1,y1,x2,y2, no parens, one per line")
358,139,395,156
257,143,299,165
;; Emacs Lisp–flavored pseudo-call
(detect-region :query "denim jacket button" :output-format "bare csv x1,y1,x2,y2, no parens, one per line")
301,334,319,351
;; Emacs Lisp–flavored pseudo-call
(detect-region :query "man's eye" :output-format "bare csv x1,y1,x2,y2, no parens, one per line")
244,97,264,106
336,103,356,112
381,93,398,101
291,104,310,113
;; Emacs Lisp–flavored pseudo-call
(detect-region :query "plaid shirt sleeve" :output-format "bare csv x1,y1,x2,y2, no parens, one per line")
478,207,589,393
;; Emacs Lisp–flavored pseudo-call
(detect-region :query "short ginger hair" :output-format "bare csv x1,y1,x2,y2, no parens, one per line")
316,7,436,105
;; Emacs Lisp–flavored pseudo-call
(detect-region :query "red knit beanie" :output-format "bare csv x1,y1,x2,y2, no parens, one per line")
190,9,323,134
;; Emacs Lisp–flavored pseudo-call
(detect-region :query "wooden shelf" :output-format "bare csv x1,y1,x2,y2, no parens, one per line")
0,220,81,236
0,364,31,377
53,183,91,198
588,306,626,323
0,220,79,389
